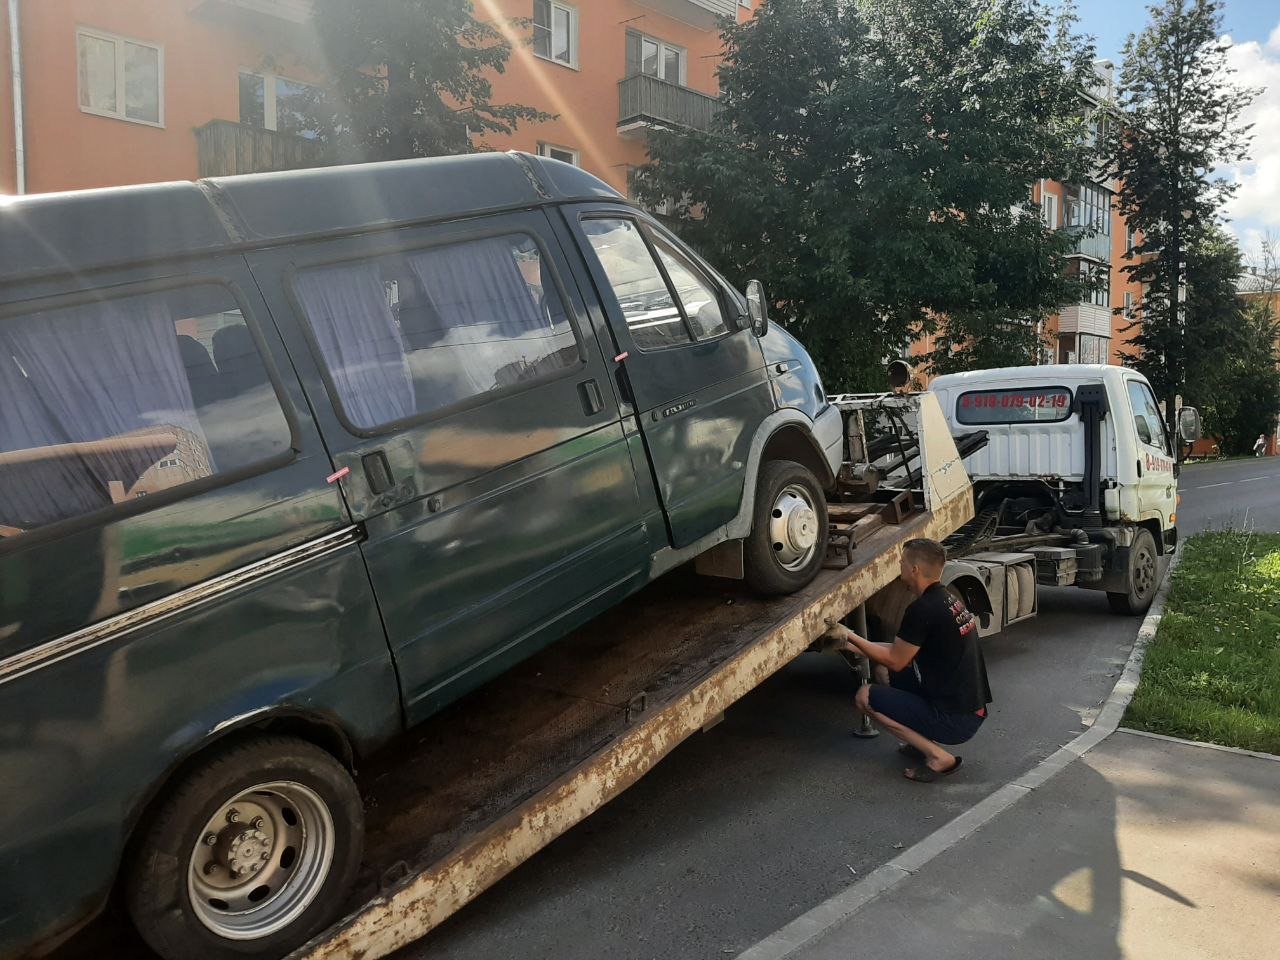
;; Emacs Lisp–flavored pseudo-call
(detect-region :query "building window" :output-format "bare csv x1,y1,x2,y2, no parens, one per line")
533,1,578,69
239,72,321,138
77,29,163,126
1125,223,1137,253
1075,261,1110,308
1123,292,1135,319
1040,188,1059,229
1066,182,1111,236
537,142,579,166
625,31,687,85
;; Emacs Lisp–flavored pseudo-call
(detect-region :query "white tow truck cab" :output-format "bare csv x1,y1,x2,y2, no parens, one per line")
926,364,1201,626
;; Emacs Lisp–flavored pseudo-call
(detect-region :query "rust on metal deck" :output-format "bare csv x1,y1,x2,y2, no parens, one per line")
291,490,972,960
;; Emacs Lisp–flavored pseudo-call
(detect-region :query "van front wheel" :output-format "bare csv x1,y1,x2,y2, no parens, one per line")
125,735,363,960
744,460,829,595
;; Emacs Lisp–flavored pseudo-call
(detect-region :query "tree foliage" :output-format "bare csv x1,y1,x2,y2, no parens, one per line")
633,0,1098,389
304,0,551,161
1105,0,1255,434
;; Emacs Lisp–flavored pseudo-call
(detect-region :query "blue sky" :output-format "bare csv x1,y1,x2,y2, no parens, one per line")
1068,0,1280,263
1073,0,1277,63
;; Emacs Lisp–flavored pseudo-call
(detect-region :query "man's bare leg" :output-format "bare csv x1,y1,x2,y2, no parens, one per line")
854,685,955,774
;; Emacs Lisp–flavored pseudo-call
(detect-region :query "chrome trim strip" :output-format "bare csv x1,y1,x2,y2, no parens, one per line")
0,525,364,687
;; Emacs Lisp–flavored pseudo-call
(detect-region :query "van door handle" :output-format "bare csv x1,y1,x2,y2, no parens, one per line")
362,451,395,494
578,378,604,416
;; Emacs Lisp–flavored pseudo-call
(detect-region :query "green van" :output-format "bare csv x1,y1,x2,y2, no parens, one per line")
0,153,840,959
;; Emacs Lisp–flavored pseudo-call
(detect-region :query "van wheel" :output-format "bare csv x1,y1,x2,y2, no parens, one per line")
125,736,363,960
745,460,829,595
1107,529,1159,616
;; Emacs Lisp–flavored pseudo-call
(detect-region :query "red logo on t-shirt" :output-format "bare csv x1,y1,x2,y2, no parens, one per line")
949,596,977,637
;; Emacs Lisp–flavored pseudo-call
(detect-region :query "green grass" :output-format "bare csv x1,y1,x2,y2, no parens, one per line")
1125,531,1280,755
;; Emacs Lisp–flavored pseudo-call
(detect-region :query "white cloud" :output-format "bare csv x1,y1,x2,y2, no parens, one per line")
1222,24,1280,263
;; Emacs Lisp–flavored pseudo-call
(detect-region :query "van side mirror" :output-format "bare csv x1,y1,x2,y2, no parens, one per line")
745,279,769,337
1178,406,1202,443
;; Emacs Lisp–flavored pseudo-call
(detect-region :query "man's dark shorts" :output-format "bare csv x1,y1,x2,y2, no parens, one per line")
867,669,984,745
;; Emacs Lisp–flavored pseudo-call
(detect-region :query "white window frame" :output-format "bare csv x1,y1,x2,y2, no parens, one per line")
1123,292,1135,319
76,27,164,128
533,1,579,70
632,31,688,86
240,70,320,134
1040,186,1058,229
537,142,579,166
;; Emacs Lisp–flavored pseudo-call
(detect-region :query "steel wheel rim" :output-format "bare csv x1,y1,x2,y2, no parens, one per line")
1134,545,1156,598
187,781,335,941
769,483,820,571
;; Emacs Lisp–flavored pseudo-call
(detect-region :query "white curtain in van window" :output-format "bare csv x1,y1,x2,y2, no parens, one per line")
293,263,416,430
0,296,205,531
404,237,564,409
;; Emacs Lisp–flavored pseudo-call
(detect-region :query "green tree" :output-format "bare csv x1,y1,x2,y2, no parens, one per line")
633,0,1097,389
304,0,552,161
1205,301,1280,454
1177,226,1248,439
1106,0,1255,438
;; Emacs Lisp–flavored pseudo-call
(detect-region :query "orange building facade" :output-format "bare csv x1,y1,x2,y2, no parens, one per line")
0,0,750,198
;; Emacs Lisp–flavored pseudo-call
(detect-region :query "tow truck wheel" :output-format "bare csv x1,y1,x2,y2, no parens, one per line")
1107,529,1159,616
125,735,363,960
745,460,829,595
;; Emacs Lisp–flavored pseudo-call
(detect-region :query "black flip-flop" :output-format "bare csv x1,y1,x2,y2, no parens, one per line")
904,756,962,783
897,743,926,761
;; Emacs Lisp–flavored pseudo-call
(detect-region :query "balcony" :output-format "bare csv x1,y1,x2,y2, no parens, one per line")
189,0,312,24
618,75,722,138
633,0,738,29
195,120,325,178
1058,303,1112,337
1061,224,1111,263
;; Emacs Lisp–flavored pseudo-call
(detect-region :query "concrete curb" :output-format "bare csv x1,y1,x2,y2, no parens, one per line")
1117,726,1280,763
735,553,1182,960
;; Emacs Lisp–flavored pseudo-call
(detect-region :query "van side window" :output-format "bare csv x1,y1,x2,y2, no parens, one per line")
292,233,581,432
1127,381,1169,454
651,234,728,340
0,285,291,540
583,218,727,350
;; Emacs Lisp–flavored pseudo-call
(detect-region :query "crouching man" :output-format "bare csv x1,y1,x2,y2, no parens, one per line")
824,538,992,783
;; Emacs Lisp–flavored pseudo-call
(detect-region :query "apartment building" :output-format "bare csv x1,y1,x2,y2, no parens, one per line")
1034,62,1143,367
0,0,750,197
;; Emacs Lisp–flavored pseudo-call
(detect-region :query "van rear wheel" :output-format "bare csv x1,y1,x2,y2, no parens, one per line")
125,735,363,960
744,460,829,595
1107,529,1159,616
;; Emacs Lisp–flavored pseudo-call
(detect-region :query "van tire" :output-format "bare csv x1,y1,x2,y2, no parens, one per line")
124,735,363,960
1107,529,1159,616
744,460,829,595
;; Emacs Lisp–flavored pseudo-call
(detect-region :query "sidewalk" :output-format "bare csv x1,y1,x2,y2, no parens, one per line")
788,730,1280,960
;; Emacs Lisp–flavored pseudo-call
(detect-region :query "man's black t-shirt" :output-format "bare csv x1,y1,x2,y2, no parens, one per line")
898,582,992,715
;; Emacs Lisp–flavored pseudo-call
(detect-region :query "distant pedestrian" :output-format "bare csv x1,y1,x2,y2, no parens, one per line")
1255,434,1267,457
823,538,991,782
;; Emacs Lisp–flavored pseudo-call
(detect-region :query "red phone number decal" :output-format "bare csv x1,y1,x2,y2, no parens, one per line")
960,391,1069,409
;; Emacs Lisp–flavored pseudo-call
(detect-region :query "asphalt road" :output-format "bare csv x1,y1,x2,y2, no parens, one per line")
1177,456,1280,535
